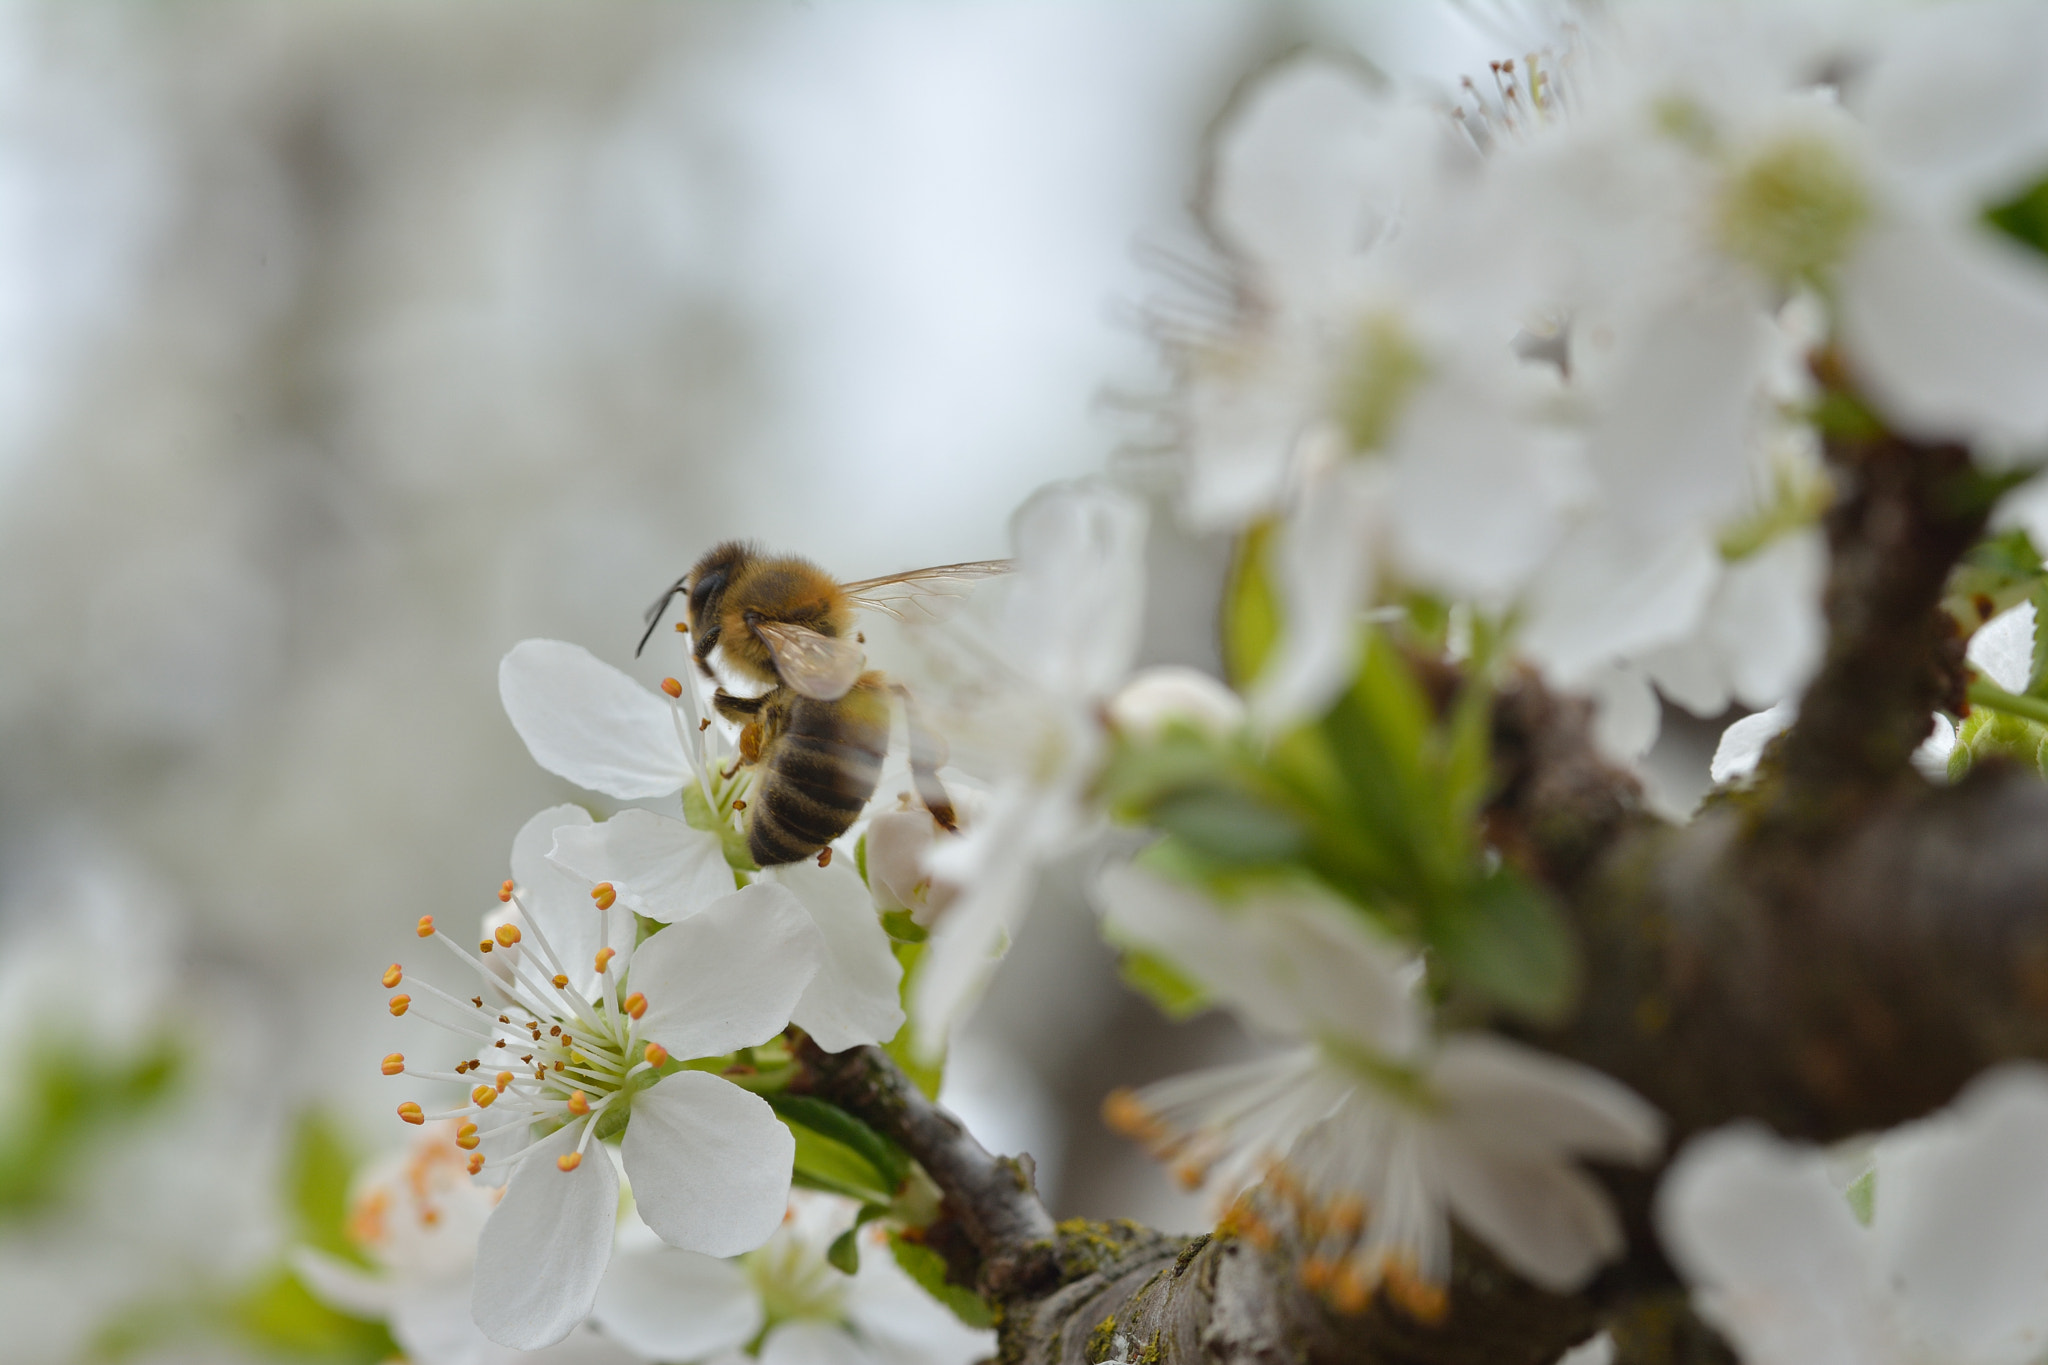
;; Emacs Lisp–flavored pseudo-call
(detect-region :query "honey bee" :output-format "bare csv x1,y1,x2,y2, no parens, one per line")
637,542,1009,867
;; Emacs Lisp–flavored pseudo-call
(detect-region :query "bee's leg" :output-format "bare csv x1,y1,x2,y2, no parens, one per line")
693,622,722,679
894,685,958,832
712,688,765,724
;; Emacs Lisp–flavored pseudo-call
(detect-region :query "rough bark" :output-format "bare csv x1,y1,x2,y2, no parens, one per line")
793,423,2044,1363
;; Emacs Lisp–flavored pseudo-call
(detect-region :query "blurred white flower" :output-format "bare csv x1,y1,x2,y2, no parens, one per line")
384,807,827,1349
1106,665,1245,741
911,481,1147,1057
1659,1063,2048,1365
1966,600,2036,696
1096,865,1662,1317
294,1124,636,1365
591,1191,992,1365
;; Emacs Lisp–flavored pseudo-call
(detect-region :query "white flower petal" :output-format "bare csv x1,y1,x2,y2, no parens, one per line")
509,805,629,1001
1874,1063,2048,1365
1521,524,1720,688
591,1246,762,1362
1003,481,1148,698
500,639,693,800
471,1123,618,1351
631,882,823,1062
1107,666,1246,741
548,808,734,926
1839,214,2048,453
1656,1125,1881,1365
761,858,905,1053
1860,0,2048,211
288,1247,396,1319
1209,56,1400,308
1251,456,1382,730
1710,703,1796,786
1435,1141,1624,1292
760,1320,880,1365
623,1071,794,1256
1433,1035,1664,1166
1095,864,1418,1052
865,808,940,916
1913,714,1957,784
1968,602,2037,697
1581,662,1661,765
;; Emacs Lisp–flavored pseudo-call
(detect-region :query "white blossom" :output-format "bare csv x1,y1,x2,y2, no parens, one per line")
1095,865,1662,1317
1659,1063,2048,1365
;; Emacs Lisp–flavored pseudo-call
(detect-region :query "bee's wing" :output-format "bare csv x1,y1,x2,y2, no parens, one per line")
840,560,1013,623
752,620,867,700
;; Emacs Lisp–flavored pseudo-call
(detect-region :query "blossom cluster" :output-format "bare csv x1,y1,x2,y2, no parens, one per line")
337,1,2048,1359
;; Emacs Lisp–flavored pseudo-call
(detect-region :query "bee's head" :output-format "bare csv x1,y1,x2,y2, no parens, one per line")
685,541,754,635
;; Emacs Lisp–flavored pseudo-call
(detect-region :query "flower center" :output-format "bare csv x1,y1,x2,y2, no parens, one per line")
382,896,667,1181
744,1229,849,1334
1335,314,1428,455
1716,133,1869,289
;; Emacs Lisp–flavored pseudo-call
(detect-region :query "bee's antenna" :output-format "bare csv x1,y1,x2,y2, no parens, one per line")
635,576,689,657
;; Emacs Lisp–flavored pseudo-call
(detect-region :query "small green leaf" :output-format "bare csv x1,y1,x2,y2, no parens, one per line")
1117,948,1209,1020
1845,1167,1875,1226
1222,520,1282,691
285,1111,366,1266
1987,173,2048,258
1429,871,1579,1022
886,940,946,1098
889,1233,994,1328
828,1224,862,1275
1146,788,1305,866
881,909,928,943
766,1095,908,1191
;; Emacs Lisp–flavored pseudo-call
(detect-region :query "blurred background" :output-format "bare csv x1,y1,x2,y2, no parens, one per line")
0,5,1691,1360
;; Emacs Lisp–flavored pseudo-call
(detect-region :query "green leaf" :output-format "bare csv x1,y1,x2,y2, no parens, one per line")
885,940,946,1098
889,1232,994,1329
1117,948,1209,1020
1146,788,1305,866
230,1268,399,1362
285,1111,367,1265
1988,173,2048,257
767,1095,908,1191
1222,520,1282,691
1428,870,1579,1022
780,1116,897,1206
1946,528,2047,630
0,1037,181,1223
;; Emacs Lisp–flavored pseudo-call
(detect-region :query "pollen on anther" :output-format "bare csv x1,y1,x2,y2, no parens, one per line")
397,1102,424,1125
467,1153,485,1175
479,940,493,954
567,1090,590,1116
661,677,683,698
733,799,746,811
552,974,568,988
644,1043,668,1067
699,718,711,731
495,923,522,947
676,621,688,634
388,994,411,1017
625,992,647,1020
381,1053,405,1076
592,883,616,910
495,1070,513,1093
381,964,403,989
594,947,616,974
456,1123,479,1150
472,1085,497,1108
415,916,434,938
816,846,833,867
558,1153,583,1172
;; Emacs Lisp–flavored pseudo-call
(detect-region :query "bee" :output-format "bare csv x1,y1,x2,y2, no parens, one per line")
637,542,1009,867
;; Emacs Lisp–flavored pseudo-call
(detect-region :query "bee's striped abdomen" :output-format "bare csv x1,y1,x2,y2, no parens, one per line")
746,684,888,866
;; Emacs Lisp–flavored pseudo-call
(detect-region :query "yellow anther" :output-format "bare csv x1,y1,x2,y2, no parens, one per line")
1301,1255,1338,1293
625,992,647,1020
381,964,403,989
479,939,493,953
499,878,515,903
456,1123,479,1151
644,1043,668,1067
558,1152,583,1172
699,718,711,732
660,677,683,698
495,923,521,947
676,621,688,634
381,1053,405,1077
397,1102,424,1126
1382,1262,1447,1325
594,947,616,974
1326,1195,1367,1235
472,1085,497,1108
388,994,411,1017
567,1091,590,1116
415,916,434,938
592,883,617,911
552,973,569,988
495,1070,513,1092
467,1153,485,1175
1332,1265,1375,1316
